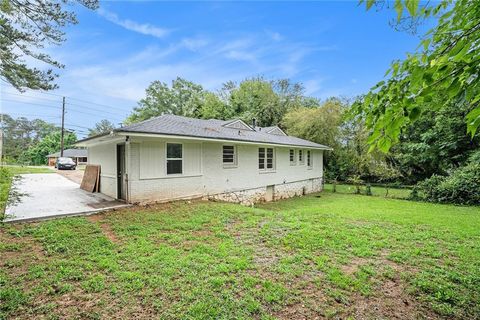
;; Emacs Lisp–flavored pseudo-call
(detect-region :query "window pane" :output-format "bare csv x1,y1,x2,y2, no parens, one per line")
299,150,303,161
223,155,234,163
258,148,265,169
223,146,235,163
167,143,182,158
267,148,273,158
289,150,294,161
167,159,182,174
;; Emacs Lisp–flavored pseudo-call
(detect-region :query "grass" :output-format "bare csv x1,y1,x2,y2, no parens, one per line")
3,165,53,175
324,183,412,199
0,192,479,319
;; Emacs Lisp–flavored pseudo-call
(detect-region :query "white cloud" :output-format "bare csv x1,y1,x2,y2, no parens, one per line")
98,9,170,38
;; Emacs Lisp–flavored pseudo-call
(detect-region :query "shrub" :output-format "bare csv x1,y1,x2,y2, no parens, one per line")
413,163,480,205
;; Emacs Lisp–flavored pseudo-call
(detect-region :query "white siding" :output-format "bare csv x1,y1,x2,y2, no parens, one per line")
88,136,325,204
88,143,117,198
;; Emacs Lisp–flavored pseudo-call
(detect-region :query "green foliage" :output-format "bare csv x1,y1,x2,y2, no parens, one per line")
127,77,311,127
0,114,60,163
356,0,480,151
0,0,98,91
126,78,207,123
282,98,342,149
413,162,480,205
20,131,77,165
390,100,479,184
88,119,116,137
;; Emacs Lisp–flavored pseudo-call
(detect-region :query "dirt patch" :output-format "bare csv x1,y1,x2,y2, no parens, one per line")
349,277,434,320
340,256,369,275
56,169,84,185
87,215,119,243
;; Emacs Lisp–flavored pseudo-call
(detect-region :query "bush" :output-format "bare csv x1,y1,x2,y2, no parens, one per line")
413,163,480,205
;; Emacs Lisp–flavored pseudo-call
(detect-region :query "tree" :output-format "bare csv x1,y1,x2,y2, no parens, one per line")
355,0,480,152
229,78,280,127
390,99,479,184
126,78,205,124
88,119,116,137
0,0,98,91
20,130,77,165
199,92,233,120
282,98,343,149
0,114,58,162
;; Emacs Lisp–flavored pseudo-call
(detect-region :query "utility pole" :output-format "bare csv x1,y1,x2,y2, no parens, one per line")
60,97,65,157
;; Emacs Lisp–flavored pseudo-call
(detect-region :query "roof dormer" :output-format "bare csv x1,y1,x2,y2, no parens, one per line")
265,126,287,136
222,119,254,131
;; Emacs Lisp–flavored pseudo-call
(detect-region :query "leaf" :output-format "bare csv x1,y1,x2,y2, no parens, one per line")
378,137,392,153
366,0,375,10
394,0,403,21
409,107,421,120
447,79,462,99
421,38,431,51
405,0,420,16
466,107,480,137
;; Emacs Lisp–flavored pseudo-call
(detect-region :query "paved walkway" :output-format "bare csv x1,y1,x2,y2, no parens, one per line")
4,173,129,223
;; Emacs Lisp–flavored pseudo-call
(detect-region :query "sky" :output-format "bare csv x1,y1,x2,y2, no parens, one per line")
0,1,426,138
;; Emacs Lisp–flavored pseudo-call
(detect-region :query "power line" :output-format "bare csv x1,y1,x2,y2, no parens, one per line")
1,98,61,110
2,98,125,121
0,112,60,119
2,83,133,112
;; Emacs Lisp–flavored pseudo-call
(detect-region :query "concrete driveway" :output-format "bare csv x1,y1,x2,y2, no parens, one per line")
4,173,129,223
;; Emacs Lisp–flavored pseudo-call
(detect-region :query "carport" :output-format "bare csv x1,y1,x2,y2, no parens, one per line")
4,173,129,223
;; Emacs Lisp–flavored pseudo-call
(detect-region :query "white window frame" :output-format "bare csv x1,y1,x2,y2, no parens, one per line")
222,145,237,168
165,142,184,175
298,149,305,165
307,150,312,169
259,146,275,172
289,149,296,166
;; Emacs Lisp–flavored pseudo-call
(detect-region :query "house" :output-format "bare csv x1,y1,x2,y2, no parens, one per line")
75,115,331,205
46,148,88,166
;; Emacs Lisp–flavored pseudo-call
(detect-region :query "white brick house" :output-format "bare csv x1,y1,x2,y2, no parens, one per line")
76,115,331,205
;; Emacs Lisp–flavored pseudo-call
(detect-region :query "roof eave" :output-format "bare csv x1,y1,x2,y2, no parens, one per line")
114,130,331,150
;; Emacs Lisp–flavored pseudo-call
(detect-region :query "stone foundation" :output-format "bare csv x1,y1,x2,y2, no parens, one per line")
207,177,323,206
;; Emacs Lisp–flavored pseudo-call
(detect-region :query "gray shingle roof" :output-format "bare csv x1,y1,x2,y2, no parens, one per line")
115,115,331,149
47,148,88,158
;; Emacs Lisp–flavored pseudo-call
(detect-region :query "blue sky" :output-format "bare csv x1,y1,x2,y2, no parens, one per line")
1,1,426,137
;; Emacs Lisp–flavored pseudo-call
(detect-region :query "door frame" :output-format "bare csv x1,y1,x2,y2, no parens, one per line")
116,143,126,201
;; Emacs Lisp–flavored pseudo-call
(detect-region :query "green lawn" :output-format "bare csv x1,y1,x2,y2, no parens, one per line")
3,166,53,175
324,183,412,199
1,192,479,319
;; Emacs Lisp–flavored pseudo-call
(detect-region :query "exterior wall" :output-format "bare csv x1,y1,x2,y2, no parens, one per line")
124,137,324,204
88,143,117,198
87,136,325,204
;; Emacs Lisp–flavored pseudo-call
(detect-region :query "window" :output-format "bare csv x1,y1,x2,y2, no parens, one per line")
299,149,304,164
259,147,275,170
289,149,296,165
166,143,182,174
307,150,312,167
223,145,237,166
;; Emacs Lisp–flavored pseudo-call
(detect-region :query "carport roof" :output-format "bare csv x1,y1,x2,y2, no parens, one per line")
46,148,88,158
